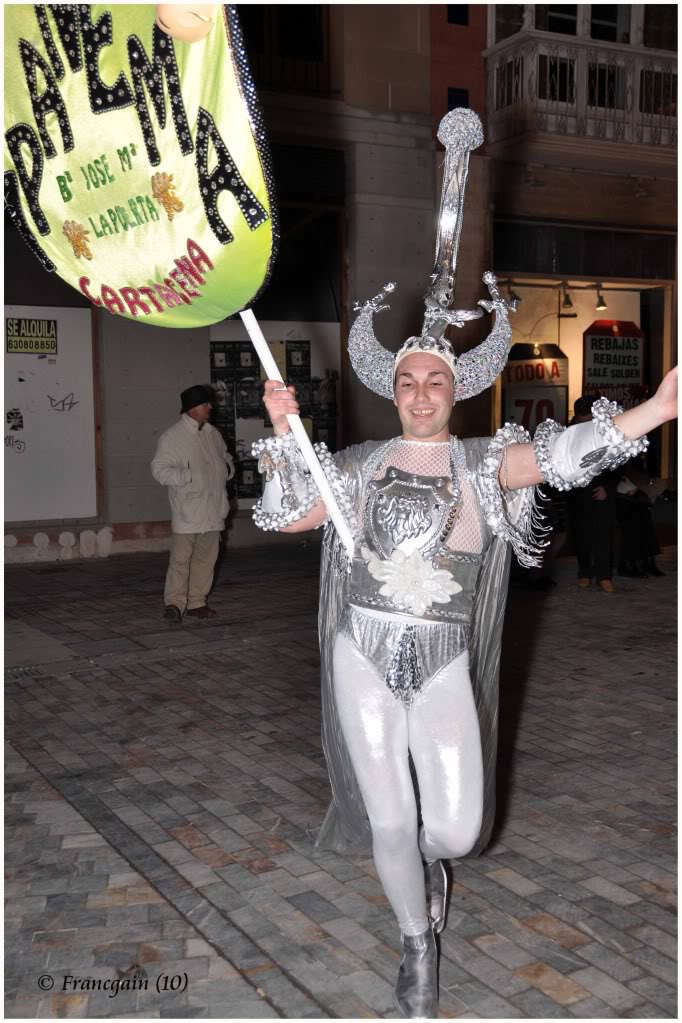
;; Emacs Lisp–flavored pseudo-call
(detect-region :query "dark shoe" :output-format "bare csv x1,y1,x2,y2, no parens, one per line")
425,859,448,935
646,560,666,577
393,925,438,1019
164,605,182,623
185,605,217,619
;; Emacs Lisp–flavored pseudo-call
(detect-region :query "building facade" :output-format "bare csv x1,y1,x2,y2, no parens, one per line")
484,3,677,477
4,4,677,557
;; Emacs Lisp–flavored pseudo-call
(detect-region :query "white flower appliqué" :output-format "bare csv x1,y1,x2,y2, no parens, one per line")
361,545,462,616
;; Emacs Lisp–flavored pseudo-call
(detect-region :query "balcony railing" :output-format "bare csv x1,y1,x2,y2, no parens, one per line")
486,32,677,150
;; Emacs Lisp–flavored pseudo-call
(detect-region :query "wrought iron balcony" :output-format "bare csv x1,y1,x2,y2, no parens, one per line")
485,31,677,168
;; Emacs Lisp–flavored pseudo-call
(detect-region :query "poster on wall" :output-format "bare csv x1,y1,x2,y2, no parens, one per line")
209,331,339,505
583,321,646,409
502,343,569,429
6,317,58,354
4,306,96,521
4,5,277,327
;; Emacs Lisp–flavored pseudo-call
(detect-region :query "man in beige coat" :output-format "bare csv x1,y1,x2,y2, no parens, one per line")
152,385,234,622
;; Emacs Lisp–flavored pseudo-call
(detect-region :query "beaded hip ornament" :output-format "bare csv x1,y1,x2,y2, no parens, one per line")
348,109,516,403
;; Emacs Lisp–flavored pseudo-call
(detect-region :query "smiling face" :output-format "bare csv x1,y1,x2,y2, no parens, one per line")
393,352,454,442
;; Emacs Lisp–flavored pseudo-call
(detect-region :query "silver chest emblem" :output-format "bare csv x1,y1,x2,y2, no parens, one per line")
365,466,459,558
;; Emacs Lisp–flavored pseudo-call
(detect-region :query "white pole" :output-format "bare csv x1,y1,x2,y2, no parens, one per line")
240,309,355,558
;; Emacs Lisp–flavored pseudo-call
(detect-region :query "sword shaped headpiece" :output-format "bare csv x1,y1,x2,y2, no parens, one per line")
348,109,516,403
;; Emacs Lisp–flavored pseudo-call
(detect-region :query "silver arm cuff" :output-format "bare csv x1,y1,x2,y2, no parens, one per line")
533,397,649,492
251,435,358,535
251,433,321,530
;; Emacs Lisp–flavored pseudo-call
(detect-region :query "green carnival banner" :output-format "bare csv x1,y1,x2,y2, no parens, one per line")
4,4,277,327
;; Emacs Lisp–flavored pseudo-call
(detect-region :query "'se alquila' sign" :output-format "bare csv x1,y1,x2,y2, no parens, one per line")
4,4,278,327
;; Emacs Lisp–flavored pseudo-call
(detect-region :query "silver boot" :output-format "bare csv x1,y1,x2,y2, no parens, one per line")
393,925,438,1019
425,859,448,934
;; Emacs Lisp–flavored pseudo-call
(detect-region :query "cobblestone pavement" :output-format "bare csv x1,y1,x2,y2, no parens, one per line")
5,745,277,1019
5,546,677,1019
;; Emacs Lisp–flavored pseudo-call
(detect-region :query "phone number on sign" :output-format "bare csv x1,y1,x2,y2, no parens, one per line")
7,339,57,353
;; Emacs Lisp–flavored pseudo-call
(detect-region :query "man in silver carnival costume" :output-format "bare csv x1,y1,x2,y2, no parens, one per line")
251,112,678,1018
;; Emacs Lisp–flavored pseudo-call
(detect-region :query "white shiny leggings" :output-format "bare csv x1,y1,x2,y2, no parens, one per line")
333,631,484,935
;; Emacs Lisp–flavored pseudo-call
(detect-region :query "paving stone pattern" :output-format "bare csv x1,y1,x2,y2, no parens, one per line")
5,745,277,1019
4,547,677,1019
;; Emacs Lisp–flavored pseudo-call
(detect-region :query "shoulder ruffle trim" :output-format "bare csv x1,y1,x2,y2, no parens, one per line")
478,423,550,569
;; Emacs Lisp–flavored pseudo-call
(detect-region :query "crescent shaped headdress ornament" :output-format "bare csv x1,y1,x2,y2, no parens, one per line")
348,109,517,403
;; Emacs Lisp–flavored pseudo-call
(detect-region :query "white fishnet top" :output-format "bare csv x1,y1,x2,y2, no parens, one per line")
369,438,483,554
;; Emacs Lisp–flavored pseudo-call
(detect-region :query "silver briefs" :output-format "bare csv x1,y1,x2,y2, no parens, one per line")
339,604,469,707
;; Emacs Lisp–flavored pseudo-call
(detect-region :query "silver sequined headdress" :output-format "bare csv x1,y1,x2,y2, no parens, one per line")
348,109,516,403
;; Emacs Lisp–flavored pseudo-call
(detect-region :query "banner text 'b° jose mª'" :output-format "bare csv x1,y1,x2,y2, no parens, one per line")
4,5,278,327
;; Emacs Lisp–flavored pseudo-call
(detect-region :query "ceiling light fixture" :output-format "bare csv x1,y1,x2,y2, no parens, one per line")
595,286,607,312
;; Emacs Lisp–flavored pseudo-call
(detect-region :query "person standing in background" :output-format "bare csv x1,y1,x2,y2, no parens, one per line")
152,385,234,622
567,396,620,593
617,454,666,578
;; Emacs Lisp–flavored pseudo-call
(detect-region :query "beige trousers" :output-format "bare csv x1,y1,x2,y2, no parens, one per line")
164,531,220,612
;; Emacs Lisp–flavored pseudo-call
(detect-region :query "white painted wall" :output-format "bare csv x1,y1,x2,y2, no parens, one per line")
5,306,96,521
508,284,641,414
99,315,211,524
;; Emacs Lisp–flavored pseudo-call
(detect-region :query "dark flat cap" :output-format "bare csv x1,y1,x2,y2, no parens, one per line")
180,385,212,413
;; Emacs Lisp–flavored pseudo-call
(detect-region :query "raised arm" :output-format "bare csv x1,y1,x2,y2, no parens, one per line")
614,366,677,440
503,368,678,492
